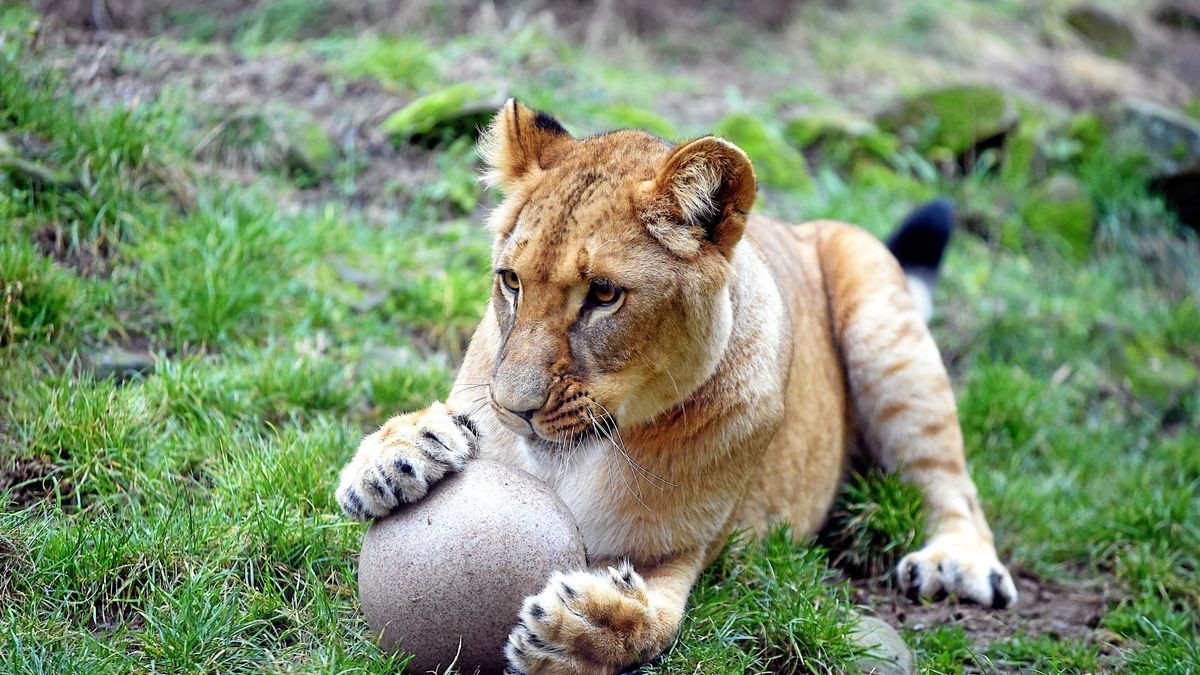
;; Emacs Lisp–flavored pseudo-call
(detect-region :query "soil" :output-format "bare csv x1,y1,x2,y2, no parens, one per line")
23,1,1200,224
0,452,67,509
850,567,1124,669
33,221,116,277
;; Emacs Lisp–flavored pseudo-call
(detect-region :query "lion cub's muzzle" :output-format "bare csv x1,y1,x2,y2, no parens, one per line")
490,378,604,447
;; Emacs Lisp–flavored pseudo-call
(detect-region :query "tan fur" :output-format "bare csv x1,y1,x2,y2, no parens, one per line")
336,100,1017,674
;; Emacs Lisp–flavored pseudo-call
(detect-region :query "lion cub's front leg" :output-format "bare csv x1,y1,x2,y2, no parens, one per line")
335,402,478,520
505,556,701,675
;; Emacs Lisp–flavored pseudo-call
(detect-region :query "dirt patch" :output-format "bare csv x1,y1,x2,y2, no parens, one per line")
0,452,68,509
851,567,1122,657
33,221,117,277
32,26,449,221
24,2,1200,228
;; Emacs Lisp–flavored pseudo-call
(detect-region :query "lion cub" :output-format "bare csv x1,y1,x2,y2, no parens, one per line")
337,100,1016,674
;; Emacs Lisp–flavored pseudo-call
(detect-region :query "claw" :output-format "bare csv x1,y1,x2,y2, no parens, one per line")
989,569,1011,609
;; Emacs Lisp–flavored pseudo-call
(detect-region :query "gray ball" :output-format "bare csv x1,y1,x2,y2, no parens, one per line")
358,459,587,673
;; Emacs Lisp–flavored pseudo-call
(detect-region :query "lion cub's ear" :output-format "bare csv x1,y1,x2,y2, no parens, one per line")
640,136,757,258
478,98,573,192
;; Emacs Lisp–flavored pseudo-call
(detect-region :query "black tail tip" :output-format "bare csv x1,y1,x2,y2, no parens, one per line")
887,198,955,272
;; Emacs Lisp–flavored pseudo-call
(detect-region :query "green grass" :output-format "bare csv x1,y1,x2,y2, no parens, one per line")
2,4,1199,673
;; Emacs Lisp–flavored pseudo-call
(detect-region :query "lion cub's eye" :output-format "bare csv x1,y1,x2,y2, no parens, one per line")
500,270,521,294
586,279,622,308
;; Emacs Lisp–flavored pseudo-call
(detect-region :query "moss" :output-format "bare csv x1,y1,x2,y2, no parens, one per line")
285,119,337,186
1018,173,1095,260
784,112,899,169
1000,126,1038,185
1121,337,1200,409
849,162,936,203
877,85,1016,157
1065,5,1136,59
713,112,811,192
379,83,498,146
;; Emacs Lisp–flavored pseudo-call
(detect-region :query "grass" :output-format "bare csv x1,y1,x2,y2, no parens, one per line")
2,3,1199,673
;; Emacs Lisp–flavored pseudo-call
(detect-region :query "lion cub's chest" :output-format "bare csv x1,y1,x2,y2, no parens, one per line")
524,440,723,563
525,442,631,560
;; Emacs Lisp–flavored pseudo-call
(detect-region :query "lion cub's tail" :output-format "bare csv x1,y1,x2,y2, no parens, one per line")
886,198,954,322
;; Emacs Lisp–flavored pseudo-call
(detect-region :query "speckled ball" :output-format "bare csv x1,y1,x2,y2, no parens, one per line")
358,459,587,674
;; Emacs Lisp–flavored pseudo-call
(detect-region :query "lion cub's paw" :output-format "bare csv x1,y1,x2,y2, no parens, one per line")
896,534,1017,609
505,563,658,675
335,402,478,520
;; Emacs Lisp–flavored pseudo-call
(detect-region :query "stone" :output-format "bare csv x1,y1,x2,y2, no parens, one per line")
1153,0,1200,34
284,120,337,185
1019,173,1095,260
713,112,812,191
358,459,587,674
1066,5,1137,58
850,615,915,675
784,112,900,168
1121,333,1200,408
378,83,500,146
85,346,156,383
876,85,1017,160
1101,98,1200,229
999,125,1039,185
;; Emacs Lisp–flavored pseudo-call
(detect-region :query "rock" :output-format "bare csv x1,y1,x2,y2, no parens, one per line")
850,163,937,203
1153,0,1200,33
284,120,338,185
999,125,1039,185
1152,168,1200,229
1122,337,1199,408
876,85,1017,161
850,615,915,675
85,346,156,383
1019,173,1095,259
357,459,587,674
713,112,812,191
1066,5,1137,58
597,104,676,139
378,83,500,146
194,110,338,184
1101,98,1200,228
785,112,900,168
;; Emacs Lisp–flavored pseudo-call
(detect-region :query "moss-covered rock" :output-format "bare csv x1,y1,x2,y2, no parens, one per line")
1018,174,1095,259
713,112,811,192
193,110,338,185
784,112,899,169
596,104,676,139
1154,1,1200,33
1101,98,1200,228
876,85,1017,160
1000,125,1039,185
1121,337,1200,409
1102,98,1200,177
850,162,937,203
1066,4,1137,58
285,120,338,185
379,83,500,146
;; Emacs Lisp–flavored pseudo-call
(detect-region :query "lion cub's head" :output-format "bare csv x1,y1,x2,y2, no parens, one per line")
477,99,757,451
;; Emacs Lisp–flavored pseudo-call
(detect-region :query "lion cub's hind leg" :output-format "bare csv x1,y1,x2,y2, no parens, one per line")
819,212,1017,609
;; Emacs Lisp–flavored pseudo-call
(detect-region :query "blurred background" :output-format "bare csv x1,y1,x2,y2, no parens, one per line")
2,1,1198,672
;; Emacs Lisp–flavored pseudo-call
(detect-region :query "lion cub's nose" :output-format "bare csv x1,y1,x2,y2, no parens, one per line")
503,406,537,422
491,372,549,422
